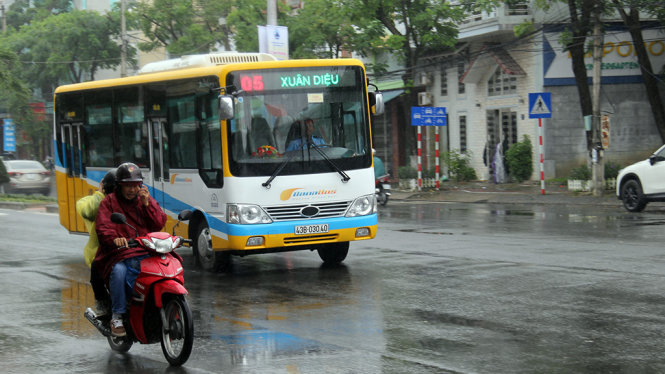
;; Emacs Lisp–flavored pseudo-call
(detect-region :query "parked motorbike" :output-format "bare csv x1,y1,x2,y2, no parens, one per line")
84,209,194,366
375,174,391,206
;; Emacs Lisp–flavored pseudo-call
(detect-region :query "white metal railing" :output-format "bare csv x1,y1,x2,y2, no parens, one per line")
567,179,616,192
460,3,530,24
506,2,530,16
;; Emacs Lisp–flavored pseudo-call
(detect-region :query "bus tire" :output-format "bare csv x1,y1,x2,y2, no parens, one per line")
317,242,349,264
193,221,231,272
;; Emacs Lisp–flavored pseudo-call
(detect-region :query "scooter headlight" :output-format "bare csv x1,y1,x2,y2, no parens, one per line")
142,237,175,253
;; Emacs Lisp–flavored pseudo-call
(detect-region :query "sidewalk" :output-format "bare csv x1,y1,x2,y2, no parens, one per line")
389,181,622,207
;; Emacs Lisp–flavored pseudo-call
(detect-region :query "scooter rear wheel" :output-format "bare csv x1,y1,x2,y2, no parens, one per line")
107,334,133,353
160,295,194,366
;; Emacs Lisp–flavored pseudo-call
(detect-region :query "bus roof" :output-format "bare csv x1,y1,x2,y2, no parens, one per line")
138,53,279,74
54,56,366,94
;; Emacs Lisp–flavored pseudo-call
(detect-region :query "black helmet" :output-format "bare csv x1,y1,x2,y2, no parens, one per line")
115,162,143,183
101,169,116,195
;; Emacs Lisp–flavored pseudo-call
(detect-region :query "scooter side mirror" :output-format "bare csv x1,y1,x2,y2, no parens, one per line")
172,209,194,236
110,212,138,237
178,209,193,221
110,212,127,224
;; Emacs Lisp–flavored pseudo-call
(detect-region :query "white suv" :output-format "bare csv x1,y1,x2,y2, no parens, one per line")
616,145,665,212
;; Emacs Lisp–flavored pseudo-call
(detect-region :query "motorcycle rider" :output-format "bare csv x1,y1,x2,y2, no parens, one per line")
76,169,116,317
373,149,386,179
94,162,167,336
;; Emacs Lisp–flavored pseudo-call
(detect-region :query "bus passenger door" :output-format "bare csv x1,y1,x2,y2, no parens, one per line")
149,118,168,210
61,123,87,233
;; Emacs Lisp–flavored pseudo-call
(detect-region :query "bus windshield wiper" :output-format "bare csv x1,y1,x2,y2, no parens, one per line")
308,141,350,182
262,142,350,189
262,148,300,189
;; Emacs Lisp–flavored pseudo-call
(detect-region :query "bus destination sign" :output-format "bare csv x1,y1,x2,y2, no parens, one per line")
233,67,358,93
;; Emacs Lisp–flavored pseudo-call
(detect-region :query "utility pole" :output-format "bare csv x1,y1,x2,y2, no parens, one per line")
1,1,6,34
591,3,604,197
120,0,127,77
267,0,277,26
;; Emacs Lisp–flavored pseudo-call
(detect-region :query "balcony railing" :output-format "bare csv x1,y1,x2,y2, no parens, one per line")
460,2,531,24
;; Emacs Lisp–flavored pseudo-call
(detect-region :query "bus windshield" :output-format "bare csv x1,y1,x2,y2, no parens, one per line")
226,65,371,177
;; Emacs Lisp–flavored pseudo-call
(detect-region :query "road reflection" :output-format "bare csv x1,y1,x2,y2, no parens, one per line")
58,253,386,371
379,202,665,240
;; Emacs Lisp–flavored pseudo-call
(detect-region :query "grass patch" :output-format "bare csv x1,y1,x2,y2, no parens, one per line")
0,193,56,203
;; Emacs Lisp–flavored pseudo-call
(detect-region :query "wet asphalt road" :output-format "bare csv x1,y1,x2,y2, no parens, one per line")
2,200,665,373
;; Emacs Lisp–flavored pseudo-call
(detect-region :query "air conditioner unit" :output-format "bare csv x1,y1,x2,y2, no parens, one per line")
419,73,431,86
418,92,432,106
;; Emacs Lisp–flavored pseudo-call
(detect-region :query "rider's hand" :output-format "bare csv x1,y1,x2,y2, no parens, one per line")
138,184,150,206
114,237,128,248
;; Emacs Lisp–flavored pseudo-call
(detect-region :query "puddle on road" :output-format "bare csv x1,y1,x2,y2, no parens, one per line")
212,329,336,356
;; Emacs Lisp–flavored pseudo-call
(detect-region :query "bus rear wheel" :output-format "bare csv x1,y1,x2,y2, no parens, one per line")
317,242,349,264
193,221,231,272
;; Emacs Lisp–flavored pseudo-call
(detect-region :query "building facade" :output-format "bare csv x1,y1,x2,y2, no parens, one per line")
382,2,665,182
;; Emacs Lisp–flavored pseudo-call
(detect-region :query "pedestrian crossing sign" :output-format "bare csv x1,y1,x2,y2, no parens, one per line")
528,92,552,119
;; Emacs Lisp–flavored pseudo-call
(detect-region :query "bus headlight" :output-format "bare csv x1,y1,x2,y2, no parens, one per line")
227,204,273,224
345,194,376,217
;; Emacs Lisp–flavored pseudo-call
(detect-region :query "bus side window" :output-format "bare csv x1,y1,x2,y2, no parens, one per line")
115,88,147,167
168,94,197,168
199,94,223,188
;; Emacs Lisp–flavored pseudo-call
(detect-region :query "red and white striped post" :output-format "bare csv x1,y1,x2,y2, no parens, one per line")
539,118,545,195
435,127,440,190
417,126,422,191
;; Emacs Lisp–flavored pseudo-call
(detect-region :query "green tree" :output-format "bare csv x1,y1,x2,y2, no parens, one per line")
285,0,356,59
611,0,665,142
7,10,125,93
0,47,38,158
344,0,464,81
132,0,234,55
5,0,72,31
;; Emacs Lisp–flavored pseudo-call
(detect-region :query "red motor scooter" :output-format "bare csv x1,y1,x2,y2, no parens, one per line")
84,210,194,366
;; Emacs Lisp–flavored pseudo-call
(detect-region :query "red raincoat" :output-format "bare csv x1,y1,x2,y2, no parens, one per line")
94,192,167,282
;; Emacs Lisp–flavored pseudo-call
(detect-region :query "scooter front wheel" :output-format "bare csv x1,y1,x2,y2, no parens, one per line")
160,295,194,366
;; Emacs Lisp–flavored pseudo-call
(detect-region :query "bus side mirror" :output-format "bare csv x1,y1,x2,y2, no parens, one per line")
371,92,385,115
218,95,235,120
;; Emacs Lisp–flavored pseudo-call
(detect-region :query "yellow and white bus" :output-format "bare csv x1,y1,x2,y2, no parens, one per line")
54,53,384,271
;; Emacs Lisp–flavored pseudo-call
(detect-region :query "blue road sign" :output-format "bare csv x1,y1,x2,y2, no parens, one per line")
3,119,16,152
528,92,552,119
411,106,447,126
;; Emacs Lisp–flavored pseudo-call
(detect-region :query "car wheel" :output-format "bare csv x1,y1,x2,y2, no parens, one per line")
621,179,647,212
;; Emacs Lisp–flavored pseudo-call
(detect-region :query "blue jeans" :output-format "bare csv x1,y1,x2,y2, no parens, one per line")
109,255,149,315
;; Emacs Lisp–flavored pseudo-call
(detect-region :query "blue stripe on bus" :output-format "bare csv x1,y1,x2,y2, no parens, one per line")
64,170,375,238
222,214,377,237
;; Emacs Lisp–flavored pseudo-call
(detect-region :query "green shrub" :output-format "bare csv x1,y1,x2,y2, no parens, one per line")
604,160,621,179
505,135,533,182
422,167,437,178
0,160,8,185
568,164,591,180
397,166,417,179
442,149,477,182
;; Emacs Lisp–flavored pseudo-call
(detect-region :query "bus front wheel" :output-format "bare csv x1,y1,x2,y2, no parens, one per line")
317,242,349,264
193,221,231,272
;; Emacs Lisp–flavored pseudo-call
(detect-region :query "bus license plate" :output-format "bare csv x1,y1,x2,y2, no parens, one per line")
294,224,329,235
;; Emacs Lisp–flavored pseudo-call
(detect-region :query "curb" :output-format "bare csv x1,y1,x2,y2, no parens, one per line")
389,189,621,206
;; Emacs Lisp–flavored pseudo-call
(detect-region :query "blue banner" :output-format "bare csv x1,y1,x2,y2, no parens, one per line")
3,119,16,152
